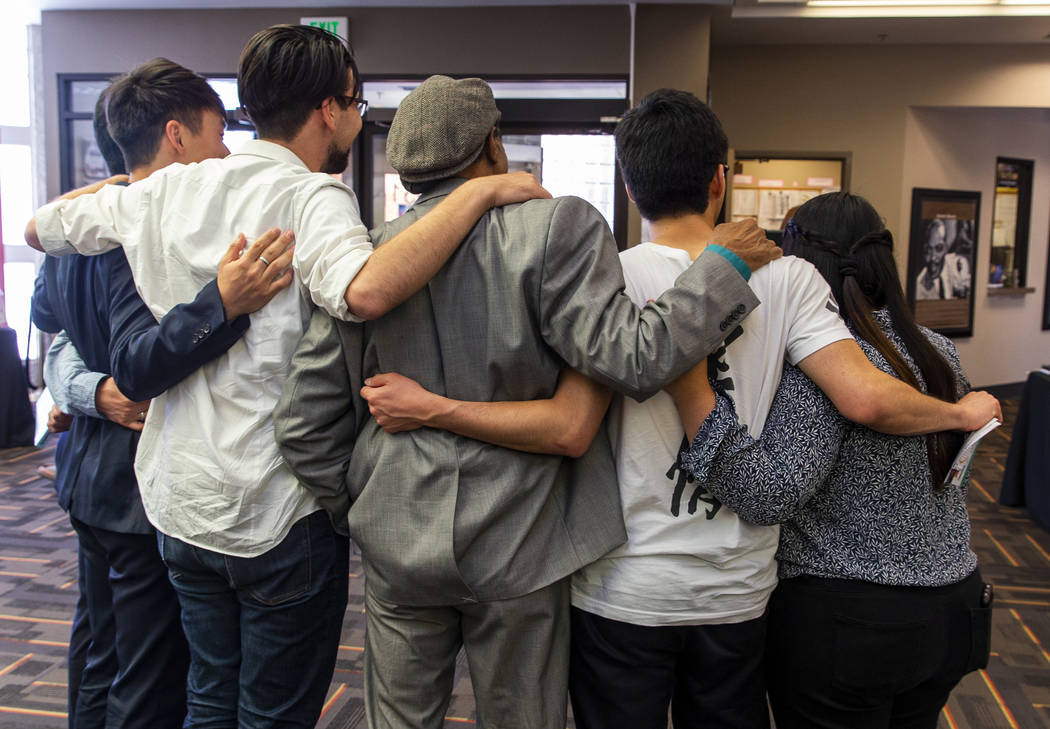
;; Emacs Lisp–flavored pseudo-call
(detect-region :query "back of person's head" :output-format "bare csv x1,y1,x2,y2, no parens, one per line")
386,75,501,194
104,58,224,170
93,86,126,175
615,89,728,221
238,24,358,141
783,191,962,484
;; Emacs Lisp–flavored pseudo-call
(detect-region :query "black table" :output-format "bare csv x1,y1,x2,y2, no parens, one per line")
0,326,34,448
1001,370,1050,531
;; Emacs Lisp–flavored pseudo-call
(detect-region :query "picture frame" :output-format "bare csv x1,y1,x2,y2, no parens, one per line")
906,188,980,338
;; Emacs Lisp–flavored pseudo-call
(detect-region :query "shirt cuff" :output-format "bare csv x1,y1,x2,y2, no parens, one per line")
679,392,739,483
705,245,750,282
71,372,107,419
35,201,78,256
307,247,371,323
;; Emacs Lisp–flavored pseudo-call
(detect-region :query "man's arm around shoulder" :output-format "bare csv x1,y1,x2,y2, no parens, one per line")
25,175,130,253
538,204,776,400
109,230,294,400
344,173,549,320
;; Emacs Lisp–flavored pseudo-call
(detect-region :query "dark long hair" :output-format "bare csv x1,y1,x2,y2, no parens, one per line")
782,192,962,486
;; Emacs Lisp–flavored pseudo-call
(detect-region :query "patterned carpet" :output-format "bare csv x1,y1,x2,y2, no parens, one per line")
0,397,1048,729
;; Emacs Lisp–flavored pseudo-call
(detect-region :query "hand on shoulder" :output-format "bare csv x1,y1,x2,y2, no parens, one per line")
709,219,781,272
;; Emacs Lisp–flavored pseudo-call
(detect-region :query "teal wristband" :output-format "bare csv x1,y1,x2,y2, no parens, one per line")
706,244,751,282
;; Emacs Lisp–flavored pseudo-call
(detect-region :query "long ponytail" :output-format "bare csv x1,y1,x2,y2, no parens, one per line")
784,193,963,487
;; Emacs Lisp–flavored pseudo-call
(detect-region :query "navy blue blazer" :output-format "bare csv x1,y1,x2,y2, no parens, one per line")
32,248,248,534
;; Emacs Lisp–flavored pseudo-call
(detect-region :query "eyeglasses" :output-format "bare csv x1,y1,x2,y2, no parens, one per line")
335,95,368,116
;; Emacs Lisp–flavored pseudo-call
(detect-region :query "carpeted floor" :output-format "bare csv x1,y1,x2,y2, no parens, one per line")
0,396,1048,728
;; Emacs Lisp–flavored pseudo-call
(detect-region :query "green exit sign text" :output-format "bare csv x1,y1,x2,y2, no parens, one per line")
300,17,348,42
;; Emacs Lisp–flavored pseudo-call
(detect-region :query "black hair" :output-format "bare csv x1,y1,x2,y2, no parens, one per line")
614,88,728,220
783,192,963,487
104,58,225,170
93,86,126,175
238,24,359,141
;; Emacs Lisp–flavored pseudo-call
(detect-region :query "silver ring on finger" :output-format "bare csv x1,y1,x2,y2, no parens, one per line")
258,255,271,266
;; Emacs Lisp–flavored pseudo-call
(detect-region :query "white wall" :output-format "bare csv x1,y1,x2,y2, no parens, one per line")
902,107,1050,387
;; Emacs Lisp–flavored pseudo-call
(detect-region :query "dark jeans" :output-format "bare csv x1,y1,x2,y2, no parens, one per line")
68,546,116,729
158,510,349,729
71,517,189,729
766,570,991,729
569,606,770,729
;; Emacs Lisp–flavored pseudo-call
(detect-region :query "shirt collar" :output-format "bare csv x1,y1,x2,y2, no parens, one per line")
233,139,312,172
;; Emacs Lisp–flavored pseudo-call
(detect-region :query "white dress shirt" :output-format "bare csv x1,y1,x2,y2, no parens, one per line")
36,140,371,557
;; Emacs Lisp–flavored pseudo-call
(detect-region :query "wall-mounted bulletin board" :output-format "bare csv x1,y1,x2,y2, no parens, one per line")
989,157,1033,292
728,153,849,233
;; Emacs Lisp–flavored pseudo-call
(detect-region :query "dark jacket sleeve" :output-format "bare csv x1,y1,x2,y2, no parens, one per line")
538,196,760,401
30,263,62,333
106,255,249,400
274,307,365,533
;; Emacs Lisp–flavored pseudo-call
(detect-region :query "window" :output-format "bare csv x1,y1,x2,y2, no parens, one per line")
1,19,36,361
356,77,629,246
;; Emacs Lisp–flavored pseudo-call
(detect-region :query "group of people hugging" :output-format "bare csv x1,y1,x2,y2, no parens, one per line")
27,21,1001,729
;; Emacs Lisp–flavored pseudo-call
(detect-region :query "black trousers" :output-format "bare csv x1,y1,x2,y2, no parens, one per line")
71,518,189,729
68,547,117,729
568,606,770,729
766,570,991,729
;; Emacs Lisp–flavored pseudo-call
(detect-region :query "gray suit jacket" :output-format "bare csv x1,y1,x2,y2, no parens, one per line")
275,179,759,606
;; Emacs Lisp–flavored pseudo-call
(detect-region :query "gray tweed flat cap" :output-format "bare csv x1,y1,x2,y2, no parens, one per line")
386,75,500,185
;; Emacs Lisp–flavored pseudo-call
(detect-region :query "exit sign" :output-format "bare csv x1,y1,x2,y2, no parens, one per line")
301,17,348,42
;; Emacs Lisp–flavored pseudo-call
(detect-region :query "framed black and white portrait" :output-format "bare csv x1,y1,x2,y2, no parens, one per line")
906,188,980,337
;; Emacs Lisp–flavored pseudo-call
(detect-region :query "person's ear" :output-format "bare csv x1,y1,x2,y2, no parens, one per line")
318,97,339,132
710,163,726,201
624,183,635,203
486,129,502,163
164,119,184,154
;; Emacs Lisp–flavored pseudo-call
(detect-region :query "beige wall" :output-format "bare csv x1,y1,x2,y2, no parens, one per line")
711,44,1050,386
40,6,631,199
902,107,1050,387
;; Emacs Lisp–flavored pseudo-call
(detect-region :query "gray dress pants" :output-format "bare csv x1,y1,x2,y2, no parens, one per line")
364,576,570,729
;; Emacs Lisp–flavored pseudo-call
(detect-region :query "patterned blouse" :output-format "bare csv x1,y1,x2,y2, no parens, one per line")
681,309,978,587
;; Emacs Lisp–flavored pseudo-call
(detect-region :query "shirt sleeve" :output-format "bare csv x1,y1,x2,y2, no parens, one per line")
44,331,105,419
35,183,142,257
784,260,853,366
293,183,373,322
679,363,848,525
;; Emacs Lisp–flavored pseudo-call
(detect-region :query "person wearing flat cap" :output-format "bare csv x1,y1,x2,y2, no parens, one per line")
275,75,778,729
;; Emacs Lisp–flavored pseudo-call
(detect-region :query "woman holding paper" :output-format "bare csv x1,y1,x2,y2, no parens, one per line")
671,192,994,729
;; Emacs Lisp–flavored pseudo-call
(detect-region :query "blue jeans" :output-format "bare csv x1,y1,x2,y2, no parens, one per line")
158,510,349,729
